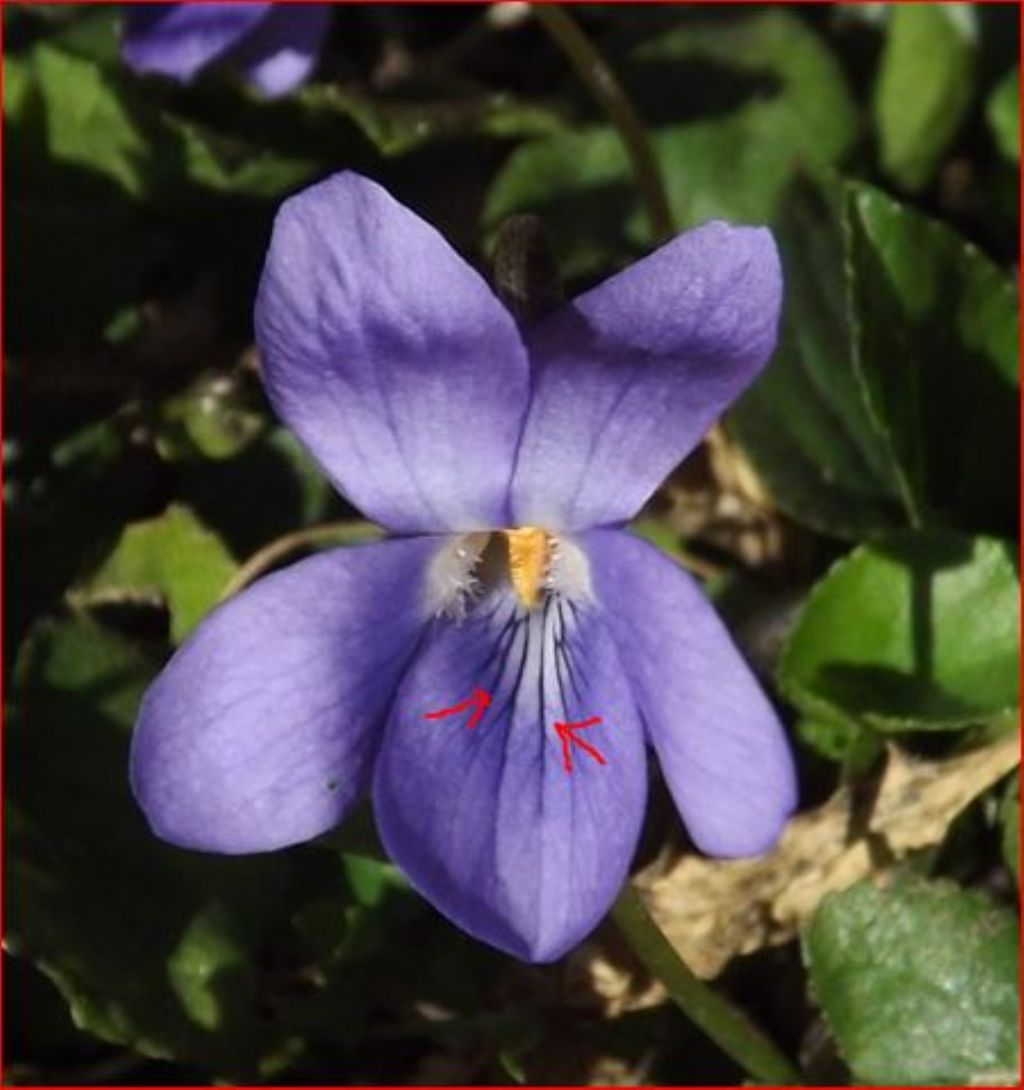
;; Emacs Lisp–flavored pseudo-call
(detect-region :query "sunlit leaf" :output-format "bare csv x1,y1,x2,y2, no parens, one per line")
781,531,1019,732
76,504,236,642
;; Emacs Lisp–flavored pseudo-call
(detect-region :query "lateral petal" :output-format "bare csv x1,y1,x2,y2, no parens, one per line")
131,537,435,853
584,529,796,856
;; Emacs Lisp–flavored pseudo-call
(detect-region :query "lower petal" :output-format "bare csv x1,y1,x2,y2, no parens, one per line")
131,537,436,853
584,529,796,857
374,590,646,962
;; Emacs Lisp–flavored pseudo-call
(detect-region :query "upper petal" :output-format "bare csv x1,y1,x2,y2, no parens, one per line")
224,4,330,97
122,3,270,82
374,588,647,962
131,537,436,853
256,172,531,533
511,222,782,529
584,529,796,857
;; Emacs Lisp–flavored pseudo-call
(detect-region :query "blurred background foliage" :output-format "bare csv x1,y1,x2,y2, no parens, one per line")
4,3,1019,1085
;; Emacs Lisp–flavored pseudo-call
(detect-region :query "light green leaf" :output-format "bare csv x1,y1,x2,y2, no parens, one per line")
31,42,152,197
780,531,1019,732
729,177,902,538
8,615,291,1076
160,111,319,198
845,181,1019,536
874,4,977,191
77,504,237,642
485,10,858,277
157,371,266,462
804,877,1019,1085
987,66,1020,162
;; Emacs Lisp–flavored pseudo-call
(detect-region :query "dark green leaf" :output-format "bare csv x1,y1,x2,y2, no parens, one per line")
780,531,1019,732
845,181,1019,536
5,46,168,349
8,615,292,1076
178,427,344,558
729,177,903,538
294,82,564,158
794,716,883,774
804,877,1019,1085
874,4,977,191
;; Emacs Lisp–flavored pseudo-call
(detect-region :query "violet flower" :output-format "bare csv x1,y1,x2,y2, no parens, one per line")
131,172,796,963
121,3,330,98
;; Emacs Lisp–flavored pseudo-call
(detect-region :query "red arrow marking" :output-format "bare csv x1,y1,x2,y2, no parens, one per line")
553,717,606,773
422,688,492,730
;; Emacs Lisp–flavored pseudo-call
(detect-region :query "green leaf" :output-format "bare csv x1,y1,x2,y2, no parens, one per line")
728,177,903,538
874,4,977,191
77,504,237,643
8,615,292,1076
30,42,153,198
794,716,883,774
5,45,167,350
987,66,1020,162
780,531,1019,732
294,83,565,158
485,10,857,278
804,877,1019,1085
158,111,320,199
845,181,1019,537
1001,773,1019,882
156,371,267,462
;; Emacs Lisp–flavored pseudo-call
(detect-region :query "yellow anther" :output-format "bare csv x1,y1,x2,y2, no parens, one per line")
504,527,549,608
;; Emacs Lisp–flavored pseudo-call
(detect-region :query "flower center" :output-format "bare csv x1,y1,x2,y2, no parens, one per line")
504,527,548,609
425,528,592,619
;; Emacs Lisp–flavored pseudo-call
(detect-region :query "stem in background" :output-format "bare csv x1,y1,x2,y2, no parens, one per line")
612,885,802,1086
534,4,674,243
220,521,380,600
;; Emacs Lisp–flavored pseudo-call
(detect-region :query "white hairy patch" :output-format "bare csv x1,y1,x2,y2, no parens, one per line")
424,532,491,619
547,534,594,604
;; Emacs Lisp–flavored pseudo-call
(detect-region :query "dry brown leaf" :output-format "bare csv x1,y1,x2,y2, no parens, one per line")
573,733,1019,1014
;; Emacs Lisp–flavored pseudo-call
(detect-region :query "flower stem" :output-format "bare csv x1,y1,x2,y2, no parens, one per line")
220,521,381,600
612,885,802,1085
534,4,674,243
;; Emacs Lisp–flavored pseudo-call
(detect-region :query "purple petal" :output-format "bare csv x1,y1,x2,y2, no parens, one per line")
256,172,530,533
584,529,796,856
131,537,436,853
374,588,647,962
224,4,330,97
122,3,271,83
511,223,782,529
